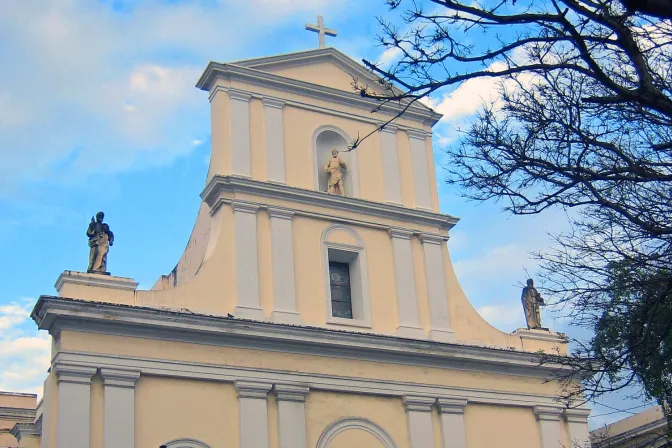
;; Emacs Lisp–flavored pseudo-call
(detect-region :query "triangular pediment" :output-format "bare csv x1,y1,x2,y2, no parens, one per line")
230,48,423,104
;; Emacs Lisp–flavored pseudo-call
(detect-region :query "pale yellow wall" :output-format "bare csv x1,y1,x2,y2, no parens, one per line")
327,430,386,448
43,372,57,448
134,376,238,448
396,130,416,209
90,375,103,448
425,136,440,212
208,82,232,182
259,61,381,95
306,391,408,448
250,97,267,181
59,331,564,397
258,208,274,319
17,434,40,448
464,404,542,448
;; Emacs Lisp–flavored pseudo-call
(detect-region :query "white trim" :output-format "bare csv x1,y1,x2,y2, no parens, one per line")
420,236,456,342
55,271,138,292
269,208,300,325
316,417,397,448
564,408,591,448
100,368,140,448
408,132,433,210
404,396,435,448
264,98,286,183
312,125,360,198
389,228,424,339
437,398,468,448
10,423,40,442
236,381,272,448
161,438,211,448
380,126,403,205
202,175,459,231
229,89,252,177
232,202,264,320
35,297,570,380
321,225,372,328
513,328,569,344
275,384,309,448
535,406,564,448
55,362,95,448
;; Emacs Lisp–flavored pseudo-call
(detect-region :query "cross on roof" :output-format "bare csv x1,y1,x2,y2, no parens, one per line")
305,15,337,49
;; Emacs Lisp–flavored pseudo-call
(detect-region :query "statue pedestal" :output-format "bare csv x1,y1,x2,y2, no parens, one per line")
512,328,569,354
55,270,138,306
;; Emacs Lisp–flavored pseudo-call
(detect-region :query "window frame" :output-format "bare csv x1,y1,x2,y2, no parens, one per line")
322,226,372,329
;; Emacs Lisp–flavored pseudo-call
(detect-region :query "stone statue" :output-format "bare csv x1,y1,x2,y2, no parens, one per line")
521,278,545,330
324,149,347,196
87,212,114,274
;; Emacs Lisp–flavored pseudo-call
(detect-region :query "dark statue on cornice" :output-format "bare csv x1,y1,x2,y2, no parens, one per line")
87,211,114,275
521,279,546,330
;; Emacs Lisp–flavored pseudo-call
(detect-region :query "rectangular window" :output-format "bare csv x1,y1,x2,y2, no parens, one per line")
329,261,353,319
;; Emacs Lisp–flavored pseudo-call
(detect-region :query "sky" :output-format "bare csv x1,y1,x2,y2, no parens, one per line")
0,0,653,429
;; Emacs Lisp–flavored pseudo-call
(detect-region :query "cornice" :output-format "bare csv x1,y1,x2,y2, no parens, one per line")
0,406,35,422
10,423,40,442
235,380,272,399
195,62,442,127
201,175,459,231
33,296,571,381
55,270,138,292
403,395,435,412
274,383,310,402
534,405,565,421
100,368,141,388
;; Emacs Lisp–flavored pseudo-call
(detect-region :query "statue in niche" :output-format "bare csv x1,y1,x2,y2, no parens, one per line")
521,278,546,330
324,149,347,196
87,211,114,275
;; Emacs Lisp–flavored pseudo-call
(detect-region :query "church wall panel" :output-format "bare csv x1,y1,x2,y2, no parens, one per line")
395,130,415,209
57,331,561,397
425,136,440,213
134,376,237,448
306,391,408,448
208,89,232,181
263,61,366,94
256,208,274,319
411,235,432,335
464,404,541,448
292,216,328,324
89,375,103,448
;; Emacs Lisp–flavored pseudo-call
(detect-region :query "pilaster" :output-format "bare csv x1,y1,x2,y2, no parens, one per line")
420,233,456,342
437,398,468,448
407,130,432,210
228,89,252,177
534,405,564,448
54,363,96,448
235,381,273,448
380,125,403,205
269,207,301,325
263,98,286,184
403,395,436,448
275,384,309,448
389,228,424,339
100,368,141,448
564,408,591,448
232,201,265,320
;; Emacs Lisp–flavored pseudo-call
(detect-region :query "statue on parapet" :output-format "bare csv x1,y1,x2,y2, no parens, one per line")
87,211,114,275
521,278,546,330
324,149,347,196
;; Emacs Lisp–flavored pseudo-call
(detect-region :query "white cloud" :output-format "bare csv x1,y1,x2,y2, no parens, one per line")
453,243,536,281
476,303,524,329
0,300,50,395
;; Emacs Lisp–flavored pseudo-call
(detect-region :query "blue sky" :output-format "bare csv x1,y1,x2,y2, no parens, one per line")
0,0,652,428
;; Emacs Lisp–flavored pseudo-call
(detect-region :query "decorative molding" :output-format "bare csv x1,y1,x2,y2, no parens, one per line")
403,395,435,412
235,380,273,399
407,129,429,140
55,271,138,292
53,362,96,384
231,200,260,214
227,89,252,102
322,224,365,248
100,368,140,388
196,49,442,127
379,123,398,134
437,397,468,415
268,206,295,220
316,417,398,448
419,233,446,245
34,296,571,381
513,328,569,344
161,438,211,448
563,408,591,423
262,97,285,109
0,406,35,422
202,175,459,231
274,384,310,402
388,228,414,240
10,423,40,442
534,405,565,421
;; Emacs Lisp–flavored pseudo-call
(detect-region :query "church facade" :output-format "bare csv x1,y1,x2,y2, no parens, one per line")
15,45,590,448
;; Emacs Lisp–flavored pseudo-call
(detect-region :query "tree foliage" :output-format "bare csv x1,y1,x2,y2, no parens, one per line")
357,0,672,423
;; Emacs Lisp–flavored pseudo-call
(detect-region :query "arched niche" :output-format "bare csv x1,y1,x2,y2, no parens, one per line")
316,417,397,448
313,126,359,197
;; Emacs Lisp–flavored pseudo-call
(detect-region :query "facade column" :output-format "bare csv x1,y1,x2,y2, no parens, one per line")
420,234,456,342
534,406,564,448
564,408,591,448
100,368,141,448
275,384,309,448
408,130,432,210
389,228,424,338
403,395,436,448
53,363,96,448
228,89,252,178
269,207,301,324
235,381,272,448
437,398,468,448
232,201,265,320
264,98,286,184
380,125,403,205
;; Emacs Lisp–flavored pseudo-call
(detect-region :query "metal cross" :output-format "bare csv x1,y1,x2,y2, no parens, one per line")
305,15,337,49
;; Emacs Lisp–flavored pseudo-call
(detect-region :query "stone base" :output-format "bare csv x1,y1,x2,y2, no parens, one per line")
54,271,138,305
271,310,302,325
234,305,266,321
396,325,426,339
512,328,568,343
429,328,457,343
87,270,110,276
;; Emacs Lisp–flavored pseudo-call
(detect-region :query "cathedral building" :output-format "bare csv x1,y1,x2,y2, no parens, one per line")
12,23,590,448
